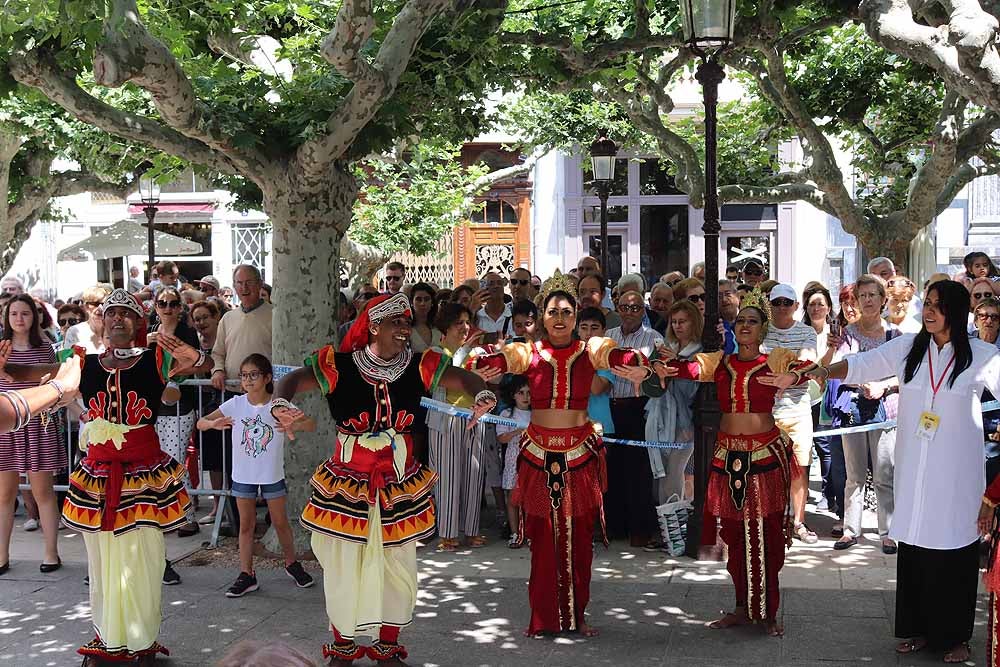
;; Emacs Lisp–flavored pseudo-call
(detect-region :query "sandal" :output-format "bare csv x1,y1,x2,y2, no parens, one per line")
943,642,971,663
437,538,460,552
466,535,487,548
895,638,928,655
830,524,844,538
793,523,818,544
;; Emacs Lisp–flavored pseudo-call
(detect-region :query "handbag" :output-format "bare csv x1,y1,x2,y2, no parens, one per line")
655,493,693,556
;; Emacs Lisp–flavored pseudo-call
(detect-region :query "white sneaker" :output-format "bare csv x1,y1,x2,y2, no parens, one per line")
22,519,39,532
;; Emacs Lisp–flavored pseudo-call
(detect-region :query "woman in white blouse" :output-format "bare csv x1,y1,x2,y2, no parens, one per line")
814,279,1000,664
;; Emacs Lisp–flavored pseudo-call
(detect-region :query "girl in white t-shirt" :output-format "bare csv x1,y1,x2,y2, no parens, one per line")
197,354,316,598
496,377,530,548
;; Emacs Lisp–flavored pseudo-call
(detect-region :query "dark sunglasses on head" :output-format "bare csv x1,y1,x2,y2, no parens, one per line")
58,318,80,326
666,280,680,287
687,294,706,303
85,300,103,307
770,298,795,308
156,299,181,309
510,279,530,286
744,267,764,276
617,304,644,313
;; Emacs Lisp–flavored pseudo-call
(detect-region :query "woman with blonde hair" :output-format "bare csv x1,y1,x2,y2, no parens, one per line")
886,276,921,333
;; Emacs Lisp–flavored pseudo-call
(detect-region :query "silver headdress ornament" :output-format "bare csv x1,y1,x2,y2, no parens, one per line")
102,289,144,318
367,292,412,324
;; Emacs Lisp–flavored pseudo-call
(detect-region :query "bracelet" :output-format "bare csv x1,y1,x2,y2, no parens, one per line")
270,398,299,417
46,379,65,404
475,390,497,405
1,390,30,431
195,350,207,367
984,495,999,509
211,368,225,375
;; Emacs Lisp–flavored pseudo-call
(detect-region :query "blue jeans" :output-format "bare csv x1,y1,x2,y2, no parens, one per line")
231,479,287,499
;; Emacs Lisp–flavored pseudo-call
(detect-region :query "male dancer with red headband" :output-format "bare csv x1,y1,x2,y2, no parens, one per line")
273,292,496,665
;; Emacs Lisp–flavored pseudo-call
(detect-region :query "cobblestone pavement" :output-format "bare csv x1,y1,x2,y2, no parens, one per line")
0,499,986,665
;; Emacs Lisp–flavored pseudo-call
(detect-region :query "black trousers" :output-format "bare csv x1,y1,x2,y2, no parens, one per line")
895,539,979,649
605,397,658,543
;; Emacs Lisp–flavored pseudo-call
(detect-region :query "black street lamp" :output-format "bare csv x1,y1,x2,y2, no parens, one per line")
679,0,736,557
138,164,162,279
589,131,618,284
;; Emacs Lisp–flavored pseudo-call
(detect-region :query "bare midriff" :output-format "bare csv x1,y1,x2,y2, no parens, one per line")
720,412,776,435
531,408,591,429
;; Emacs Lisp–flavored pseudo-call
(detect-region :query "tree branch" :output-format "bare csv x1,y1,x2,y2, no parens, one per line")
294,0,452,178
468,150,541,192
92,0,271,178
902,91,963,231
498,31,681,72
633,0,650,39
9,170,132,227
719,182,838,216
8,49,240,177
775,16,849,52
860,0,1000,113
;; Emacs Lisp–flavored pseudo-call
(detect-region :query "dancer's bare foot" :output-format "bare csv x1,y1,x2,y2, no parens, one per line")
577,622,599,637
708,610,751,629
764,620,783,637
943,642,971,663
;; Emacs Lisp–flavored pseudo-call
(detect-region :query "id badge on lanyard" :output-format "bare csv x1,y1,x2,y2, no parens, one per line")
917,348,954,441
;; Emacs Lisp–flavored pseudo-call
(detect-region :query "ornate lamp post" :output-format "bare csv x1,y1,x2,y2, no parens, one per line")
138,164,162,278
680,0,736,557
589,131,618,284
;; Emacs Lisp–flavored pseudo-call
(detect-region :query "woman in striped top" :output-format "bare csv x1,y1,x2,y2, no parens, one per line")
0,294,66,574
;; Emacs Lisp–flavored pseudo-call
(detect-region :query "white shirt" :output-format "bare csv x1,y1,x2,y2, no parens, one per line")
476,303,513,336
845,334,1000,549
219,394,285,485
762,321,817,417
607,325,663,398
64,322,105,354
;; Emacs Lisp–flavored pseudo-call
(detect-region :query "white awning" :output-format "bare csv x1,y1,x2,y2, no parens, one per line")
57,220,203,262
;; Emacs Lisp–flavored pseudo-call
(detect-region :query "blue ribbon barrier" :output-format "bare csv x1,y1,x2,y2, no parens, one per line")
419,397,692,450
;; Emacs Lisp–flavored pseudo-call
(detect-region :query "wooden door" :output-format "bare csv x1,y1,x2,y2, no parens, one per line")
454,196,531,283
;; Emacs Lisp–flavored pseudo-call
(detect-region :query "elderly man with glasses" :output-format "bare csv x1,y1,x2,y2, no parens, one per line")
605,290,664,548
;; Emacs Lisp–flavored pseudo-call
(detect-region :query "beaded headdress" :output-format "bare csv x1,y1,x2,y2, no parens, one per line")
536,269,578,307
102,288,144,318
340,292,412,352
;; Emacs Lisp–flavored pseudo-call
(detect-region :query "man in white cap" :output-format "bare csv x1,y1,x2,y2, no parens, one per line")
761,283,819,545
197,275,221,298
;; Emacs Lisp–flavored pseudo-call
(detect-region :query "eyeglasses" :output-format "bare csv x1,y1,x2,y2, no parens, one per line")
239,370,265,381
617,304,644,313
156,300,181,309
58,318,80,327
85,300,102,307
510,279,530,286
978,312,1000,322
385,275,403,282
687,294,706,303
974,292,994,300
743,267,764,276
770,298,795,308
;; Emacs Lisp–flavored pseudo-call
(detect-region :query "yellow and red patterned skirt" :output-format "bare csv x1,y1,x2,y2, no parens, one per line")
301,430,437,547
62,423,191,535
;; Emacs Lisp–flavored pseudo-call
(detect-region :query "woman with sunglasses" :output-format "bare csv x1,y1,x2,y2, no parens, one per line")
57,304,86,340
148,286,209,539
673,278,706,317
968,277,1000,334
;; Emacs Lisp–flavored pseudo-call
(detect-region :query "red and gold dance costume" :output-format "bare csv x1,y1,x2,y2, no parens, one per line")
468,338,648,634
62,347,191,662
668,348,815,623
302,344,451,662
984,475,1000,666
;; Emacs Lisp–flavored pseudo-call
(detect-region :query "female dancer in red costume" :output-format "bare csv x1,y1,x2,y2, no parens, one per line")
655,291,818,636
980,475,1000,666
466,275,653,637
